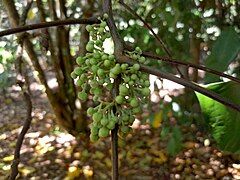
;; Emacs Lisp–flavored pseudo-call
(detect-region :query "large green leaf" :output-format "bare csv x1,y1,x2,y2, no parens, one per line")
196,81,240,153
205,27,240,83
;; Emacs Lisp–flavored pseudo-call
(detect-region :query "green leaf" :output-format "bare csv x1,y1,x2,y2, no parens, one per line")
196,81,240,154
205,27,240,83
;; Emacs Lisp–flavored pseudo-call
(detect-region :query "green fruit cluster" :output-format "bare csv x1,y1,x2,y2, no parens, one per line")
71,17,150,142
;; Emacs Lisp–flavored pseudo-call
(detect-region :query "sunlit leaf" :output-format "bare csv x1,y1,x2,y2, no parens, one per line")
3,155,14,162
196,81,240,153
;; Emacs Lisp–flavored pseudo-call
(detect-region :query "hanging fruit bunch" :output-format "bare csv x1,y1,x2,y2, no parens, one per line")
71,15,150,142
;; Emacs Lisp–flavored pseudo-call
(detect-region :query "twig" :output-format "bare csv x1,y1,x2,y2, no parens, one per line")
0,18,100,37
10,46,33,180
103,0,122,179
10,86,32,180
119,0,171,56
118,54,240,112
118,0,183,77
142,51,240,84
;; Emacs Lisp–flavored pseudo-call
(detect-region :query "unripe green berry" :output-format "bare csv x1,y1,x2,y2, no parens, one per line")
103,13,109,19
139,56,145,63
93,112,102,122
95,39,103,46
86,25,93,32
115,95,124,104
74,67,83,76
133,63,140,71
107,121,116,130
141,87,150,96
135,47,142,54
101,54,108,60
71,72,77,79
76,79,84,86
129,81,134,86
78,91,88,101
91,65,98,74
131,74,138,80
98,127,109,138
76,56,85,65
98,27,105,33
130,98,138,108
90,134,99,142
91,125,99,135
100,117,108,126
86,43,94,52
119,85,128,95
104,60,111,67
87,107,95,116
144,80,150,87
100,21,107,28
97,69,105,78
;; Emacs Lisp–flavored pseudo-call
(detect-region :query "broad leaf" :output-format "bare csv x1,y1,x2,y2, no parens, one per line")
205,27,240,83
196,81,240,153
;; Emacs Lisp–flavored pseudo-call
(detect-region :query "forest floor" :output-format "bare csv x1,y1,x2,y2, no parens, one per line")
0,84,240,180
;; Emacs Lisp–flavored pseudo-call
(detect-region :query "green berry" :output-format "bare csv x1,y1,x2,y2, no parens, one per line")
106,83,113,90
111,65,121,75
93,112,102,122
131,74,138,80
129,81,134,86
87,107,95,116
144,80,150,87
109,54,115,61
135,47,142,54
74,67,83,76
119,85,128,95
103,13,109,19
115,95,124,104
142,87,150,96
86,42,94,52
95,39,103,46
139,56,145,63
130,98,138,108
78,91,88,101
91,65,98,74
76,56,85,65
76,79,84,86
100,21,107,28
97,69,105,78
101,54,108,60
91,125,99,135
133,63,140,71
98,127,109,138
71,72,77,79
86,25,93,32
107,121,116,130
90,134,99,142
100,117,109,126
98,27,105,33
104,60,111,67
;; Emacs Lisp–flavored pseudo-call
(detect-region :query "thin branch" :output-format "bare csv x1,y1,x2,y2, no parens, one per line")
119,0,171,56
10,86,32,180
10,46,33,180
142,51,240,84
118,54,240,112
0,18,100,37
103,0,121,179
103,0,124,54
119,0,184,77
